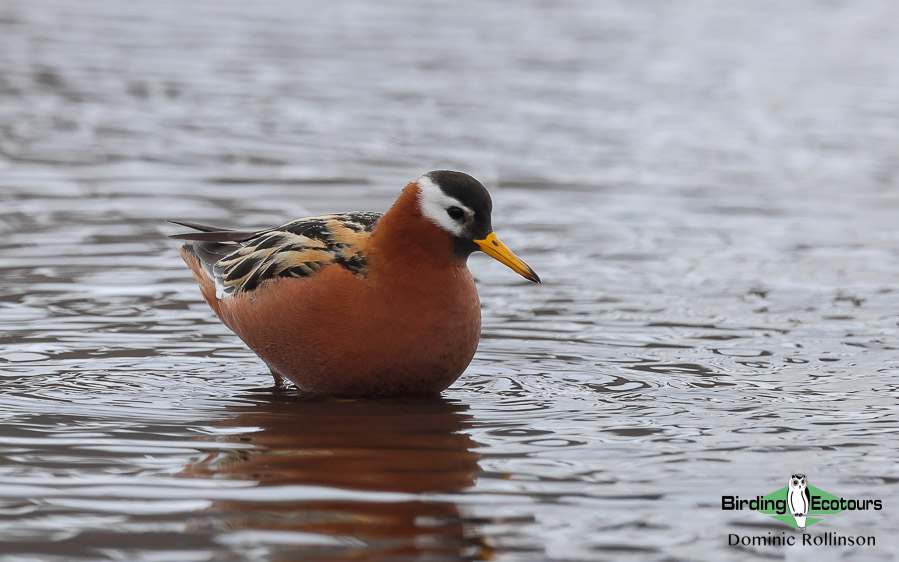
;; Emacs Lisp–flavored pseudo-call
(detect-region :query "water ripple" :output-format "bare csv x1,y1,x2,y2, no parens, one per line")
2,0,899,559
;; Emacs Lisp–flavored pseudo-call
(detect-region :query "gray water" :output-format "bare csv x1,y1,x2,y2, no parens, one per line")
2,1,898,560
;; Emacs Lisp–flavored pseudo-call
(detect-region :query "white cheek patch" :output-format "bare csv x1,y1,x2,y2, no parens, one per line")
416,175,470,236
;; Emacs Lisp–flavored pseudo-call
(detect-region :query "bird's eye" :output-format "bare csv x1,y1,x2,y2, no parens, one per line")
446,206,465,220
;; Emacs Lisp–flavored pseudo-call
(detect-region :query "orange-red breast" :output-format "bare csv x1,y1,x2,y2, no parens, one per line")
170,171,539,397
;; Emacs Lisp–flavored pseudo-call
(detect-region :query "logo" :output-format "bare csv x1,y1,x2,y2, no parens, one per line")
721,474,882,547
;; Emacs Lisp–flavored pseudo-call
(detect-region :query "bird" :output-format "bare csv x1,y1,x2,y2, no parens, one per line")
787,474,810,530
169,170,540,397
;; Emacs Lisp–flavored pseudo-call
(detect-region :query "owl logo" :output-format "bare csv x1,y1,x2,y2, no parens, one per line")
787,474,810,530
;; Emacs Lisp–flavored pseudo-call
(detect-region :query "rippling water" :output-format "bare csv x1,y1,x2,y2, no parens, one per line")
2,0,899,560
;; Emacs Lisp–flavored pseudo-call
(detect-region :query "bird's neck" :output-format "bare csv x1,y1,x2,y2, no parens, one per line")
370,182,467,274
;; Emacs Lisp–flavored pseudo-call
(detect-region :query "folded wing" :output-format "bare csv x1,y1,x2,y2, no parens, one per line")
169,212,382,297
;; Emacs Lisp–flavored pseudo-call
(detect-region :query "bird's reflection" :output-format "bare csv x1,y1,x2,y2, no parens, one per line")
182,392,484,559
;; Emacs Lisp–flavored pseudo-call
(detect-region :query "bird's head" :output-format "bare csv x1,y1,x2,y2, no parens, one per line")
416,170,540,283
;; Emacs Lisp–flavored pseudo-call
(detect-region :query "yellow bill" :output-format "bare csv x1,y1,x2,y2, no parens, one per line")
473,232,540,283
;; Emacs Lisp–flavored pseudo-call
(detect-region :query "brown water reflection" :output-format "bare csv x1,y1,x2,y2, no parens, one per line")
181,395,483,559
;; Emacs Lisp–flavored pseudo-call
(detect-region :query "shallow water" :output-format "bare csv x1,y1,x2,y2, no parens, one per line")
2,0,899,560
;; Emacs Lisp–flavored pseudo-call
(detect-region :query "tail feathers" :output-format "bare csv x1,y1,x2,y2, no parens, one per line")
169,219,274,302
167,219,269,243
170,220,244,294
178,246,222,310
184,241,232,278
167,219,227,232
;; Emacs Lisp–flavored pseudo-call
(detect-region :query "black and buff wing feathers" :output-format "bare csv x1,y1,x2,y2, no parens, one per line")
169,212,382,296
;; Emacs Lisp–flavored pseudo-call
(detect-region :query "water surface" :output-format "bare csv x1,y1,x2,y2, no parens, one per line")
1,0,898,559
